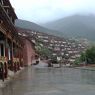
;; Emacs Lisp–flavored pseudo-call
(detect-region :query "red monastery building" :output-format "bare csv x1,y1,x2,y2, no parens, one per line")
23,39,36,66
0,0,24,81
17,28,37,66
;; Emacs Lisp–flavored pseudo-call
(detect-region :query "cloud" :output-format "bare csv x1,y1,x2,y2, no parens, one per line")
10,0,95,23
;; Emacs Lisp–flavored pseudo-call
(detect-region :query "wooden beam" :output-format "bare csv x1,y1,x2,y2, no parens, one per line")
0,0,4,5
2,5,10,8
6,31,12,40
0,25,6,35
0,20,3,24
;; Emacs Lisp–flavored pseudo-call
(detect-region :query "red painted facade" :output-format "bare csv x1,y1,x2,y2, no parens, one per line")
23,39,36,66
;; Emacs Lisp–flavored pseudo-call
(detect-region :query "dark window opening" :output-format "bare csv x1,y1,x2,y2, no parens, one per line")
1,44,4,56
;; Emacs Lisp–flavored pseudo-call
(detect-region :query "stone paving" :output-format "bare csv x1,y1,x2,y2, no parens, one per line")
0,67,25,88
0,67,95,95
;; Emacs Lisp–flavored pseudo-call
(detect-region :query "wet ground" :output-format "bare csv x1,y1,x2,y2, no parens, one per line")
0,67,95,95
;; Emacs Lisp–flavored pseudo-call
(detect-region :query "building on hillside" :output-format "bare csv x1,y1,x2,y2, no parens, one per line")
16,27,87,65
0,0,24,81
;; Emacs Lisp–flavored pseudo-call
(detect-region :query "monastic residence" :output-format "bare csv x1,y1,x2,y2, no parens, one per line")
17,28,37,66
16,27,87,65
0,0,24,81
35,32,86,64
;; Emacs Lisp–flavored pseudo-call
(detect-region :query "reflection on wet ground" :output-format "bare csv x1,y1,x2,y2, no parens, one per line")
0,67,95,95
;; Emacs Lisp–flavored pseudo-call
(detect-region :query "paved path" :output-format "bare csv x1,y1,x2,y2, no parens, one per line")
0,67,95,95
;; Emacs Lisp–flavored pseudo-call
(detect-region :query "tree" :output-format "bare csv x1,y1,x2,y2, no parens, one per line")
39,46,52,58
35,42,52,58
86,46,95,64
80,52,86,62
74,58,81,65
80,46,95,64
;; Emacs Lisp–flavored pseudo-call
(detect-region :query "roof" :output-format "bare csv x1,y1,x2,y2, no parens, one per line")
5,0,17,19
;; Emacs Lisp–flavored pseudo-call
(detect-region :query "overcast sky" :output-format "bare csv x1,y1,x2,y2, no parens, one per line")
10,0,95,24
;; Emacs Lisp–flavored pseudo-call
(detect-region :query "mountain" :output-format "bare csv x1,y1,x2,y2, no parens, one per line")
42,15,95,41
15,19,64,37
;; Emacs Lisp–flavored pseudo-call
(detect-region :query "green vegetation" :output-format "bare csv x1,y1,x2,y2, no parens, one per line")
39,47,52,57
44,15,95,41
73,46,95,66
85,46,95,64
16,15,95,41
15,19,61,37
80,52,86,62
36,42,52,58
79,46,95,64
74,58,81,65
